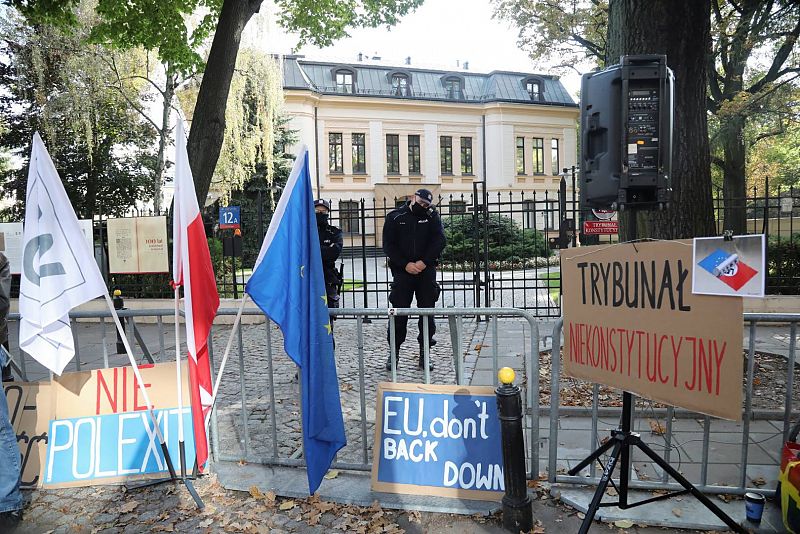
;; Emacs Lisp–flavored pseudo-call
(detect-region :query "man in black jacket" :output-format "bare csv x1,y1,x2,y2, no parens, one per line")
382,189,446,371
315,200,343,324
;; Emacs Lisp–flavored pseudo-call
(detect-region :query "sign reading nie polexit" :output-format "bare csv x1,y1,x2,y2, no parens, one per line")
561,241,743,421
371,382,504,501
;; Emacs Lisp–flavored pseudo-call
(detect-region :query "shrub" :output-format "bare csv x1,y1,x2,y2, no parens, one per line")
767,234,800,294
441,213,551,264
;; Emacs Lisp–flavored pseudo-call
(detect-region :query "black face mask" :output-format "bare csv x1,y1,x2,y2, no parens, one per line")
411,202,429,217
316,213,329,226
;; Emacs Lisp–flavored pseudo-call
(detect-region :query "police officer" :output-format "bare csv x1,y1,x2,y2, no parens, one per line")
383,189,446,371
315,200,343,323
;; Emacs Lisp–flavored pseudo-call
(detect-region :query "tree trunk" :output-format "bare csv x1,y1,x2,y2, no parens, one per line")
721,115,747,233
187,0,263,209
154,64,176,214
608,0,715,239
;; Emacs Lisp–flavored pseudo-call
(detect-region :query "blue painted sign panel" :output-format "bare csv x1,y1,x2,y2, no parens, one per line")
45,407,195,485
219,206,241,229
371,383,504,500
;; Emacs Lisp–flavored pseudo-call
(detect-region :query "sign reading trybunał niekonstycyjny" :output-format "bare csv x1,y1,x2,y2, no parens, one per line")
562,241,743,421
371,382,504,501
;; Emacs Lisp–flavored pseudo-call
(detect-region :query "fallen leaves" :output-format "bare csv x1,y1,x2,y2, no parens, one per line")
751,476,767,487
648,419,667,435
324,469,340,480
613,519,634,528
671,507,683,517
278,500,296,511
118,501,139,514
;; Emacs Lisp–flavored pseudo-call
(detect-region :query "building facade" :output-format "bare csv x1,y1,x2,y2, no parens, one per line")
281,56,579,242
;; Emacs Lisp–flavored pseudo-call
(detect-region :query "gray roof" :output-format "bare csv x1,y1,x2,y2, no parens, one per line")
281,56,577,107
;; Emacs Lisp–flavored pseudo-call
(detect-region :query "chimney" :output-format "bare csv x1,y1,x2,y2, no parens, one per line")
405,56,411,65
358,52,363,61
456,59,460,68
372,51,381,61
463,61,469,70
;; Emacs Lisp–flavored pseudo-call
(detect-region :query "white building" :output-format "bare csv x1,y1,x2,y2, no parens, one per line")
281,56,579,242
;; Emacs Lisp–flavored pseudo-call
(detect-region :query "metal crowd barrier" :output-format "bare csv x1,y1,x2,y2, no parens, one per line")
548,313,799,497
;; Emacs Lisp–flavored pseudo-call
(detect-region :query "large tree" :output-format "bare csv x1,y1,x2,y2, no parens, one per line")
607,0,715,239
6,0,425,207
493,0,800,234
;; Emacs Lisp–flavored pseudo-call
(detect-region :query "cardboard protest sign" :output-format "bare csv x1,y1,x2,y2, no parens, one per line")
6,361,194,488
5,381,52,488
562,241,743,421
371,382,504,501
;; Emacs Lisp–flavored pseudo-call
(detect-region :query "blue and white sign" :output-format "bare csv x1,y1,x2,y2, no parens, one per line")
45,407,195,485
371,383,504,500
219,206,241,230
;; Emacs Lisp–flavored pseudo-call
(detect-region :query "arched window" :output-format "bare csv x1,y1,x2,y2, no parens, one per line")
333,68,356,93
442,75,464,99
523,76,544,101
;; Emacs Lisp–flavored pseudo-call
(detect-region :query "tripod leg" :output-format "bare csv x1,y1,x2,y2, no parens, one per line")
568,437,616,476
578,440,624,534
636,440,746,534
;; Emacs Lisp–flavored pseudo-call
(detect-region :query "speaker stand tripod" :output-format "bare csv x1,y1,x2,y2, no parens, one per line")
568,392,745,533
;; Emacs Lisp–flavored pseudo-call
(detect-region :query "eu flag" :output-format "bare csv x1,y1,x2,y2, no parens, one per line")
246,146,346,494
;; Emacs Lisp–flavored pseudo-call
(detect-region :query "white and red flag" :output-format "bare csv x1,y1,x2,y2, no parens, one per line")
172,119,220,471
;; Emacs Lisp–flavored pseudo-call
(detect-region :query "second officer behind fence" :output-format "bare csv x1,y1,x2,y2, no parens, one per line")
382,188,446,371
315,199,343,325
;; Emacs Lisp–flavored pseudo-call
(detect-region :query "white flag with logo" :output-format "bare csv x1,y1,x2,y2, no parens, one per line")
19,133,107,375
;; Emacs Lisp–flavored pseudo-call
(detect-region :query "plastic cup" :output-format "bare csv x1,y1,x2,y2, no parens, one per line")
744,492,765,523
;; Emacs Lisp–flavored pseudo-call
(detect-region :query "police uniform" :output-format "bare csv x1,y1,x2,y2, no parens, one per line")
315,200,343,314
382,189,446,369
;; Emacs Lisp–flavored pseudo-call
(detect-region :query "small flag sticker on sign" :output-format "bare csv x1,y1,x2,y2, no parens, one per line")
692,235,765,297
697,248,758,291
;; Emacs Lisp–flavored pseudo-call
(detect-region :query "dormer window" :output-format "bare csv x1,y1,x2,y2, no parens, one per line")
443,76,464,99
334,68,355,93
391,73,410,96
523,76,544,101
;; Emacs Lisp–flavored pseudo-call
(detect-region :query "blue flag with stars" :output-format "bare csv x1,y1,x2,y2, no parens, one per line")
246,146,346,494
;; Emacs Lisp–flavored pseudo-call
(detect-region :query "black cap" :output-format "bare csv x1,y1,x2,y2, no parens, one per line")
414,188,433,205
314,199,331,211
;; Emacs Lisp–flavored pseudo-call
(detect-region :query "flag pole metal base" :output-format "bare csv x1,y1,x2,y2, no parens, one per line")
125,441,205,510
568,392,745,534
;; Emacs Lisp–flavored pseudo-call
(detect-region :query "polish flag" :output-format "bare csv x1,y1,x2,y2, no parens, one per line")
172,119,220,471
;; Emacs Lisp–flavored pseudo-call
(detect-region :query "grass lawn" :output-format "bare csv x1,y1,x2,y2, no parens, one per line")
543,271,561,303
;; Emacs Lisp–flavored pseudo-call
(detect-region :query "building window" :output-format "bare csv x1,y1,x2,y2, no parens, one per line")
408,135,421,174
449,200,467,214
526,80,540,100
516,137,525,174
328,133,343,173
440,136,453,174
522,200,536,229
460,137,473,175
532,137,545,174
444,77,463,99
391,74,411,96
545,200,558,230
335,70,354,93
352,133,366,173
386,134,400,174
551,138,560,175
339,200,360,233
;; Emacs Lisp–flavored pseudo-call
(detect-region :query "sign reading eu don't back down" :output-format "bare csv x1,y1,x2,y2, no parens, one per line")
371,383,504,501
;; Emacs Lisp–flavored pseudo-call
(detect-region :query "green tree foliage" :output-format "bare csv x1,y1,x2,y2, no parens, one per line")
441,213,551,265
493,0,800,233
0,6,156,219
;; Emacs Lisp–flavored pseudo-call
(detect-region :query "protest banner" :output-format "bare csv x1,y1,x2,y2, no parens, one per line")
561,240,743,421
6,361,194,488
371,382,504,501
107,216,169,274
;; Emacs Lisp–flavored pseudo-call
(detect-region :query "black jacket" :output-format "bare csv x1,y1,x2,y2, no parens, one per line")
382,202,446,271
318,223,343,286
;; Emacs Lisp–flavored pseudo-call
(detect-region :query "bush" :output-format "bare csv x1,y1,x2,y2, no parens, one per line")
767,234,800,294
441,213,551,265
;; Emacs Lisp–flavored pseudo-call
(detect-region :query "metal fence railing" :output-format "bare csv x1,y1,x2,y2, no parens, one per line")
548,313,799,497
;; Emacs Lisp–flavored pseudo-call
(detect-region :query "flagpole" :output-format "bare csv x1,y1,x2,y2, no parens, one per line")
205,294,249,433
173,287,187,479
102,293,177,479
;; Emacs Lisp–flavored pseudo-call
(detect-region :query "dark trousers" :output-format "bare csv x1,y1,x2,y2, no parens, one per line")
387,267,438,354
